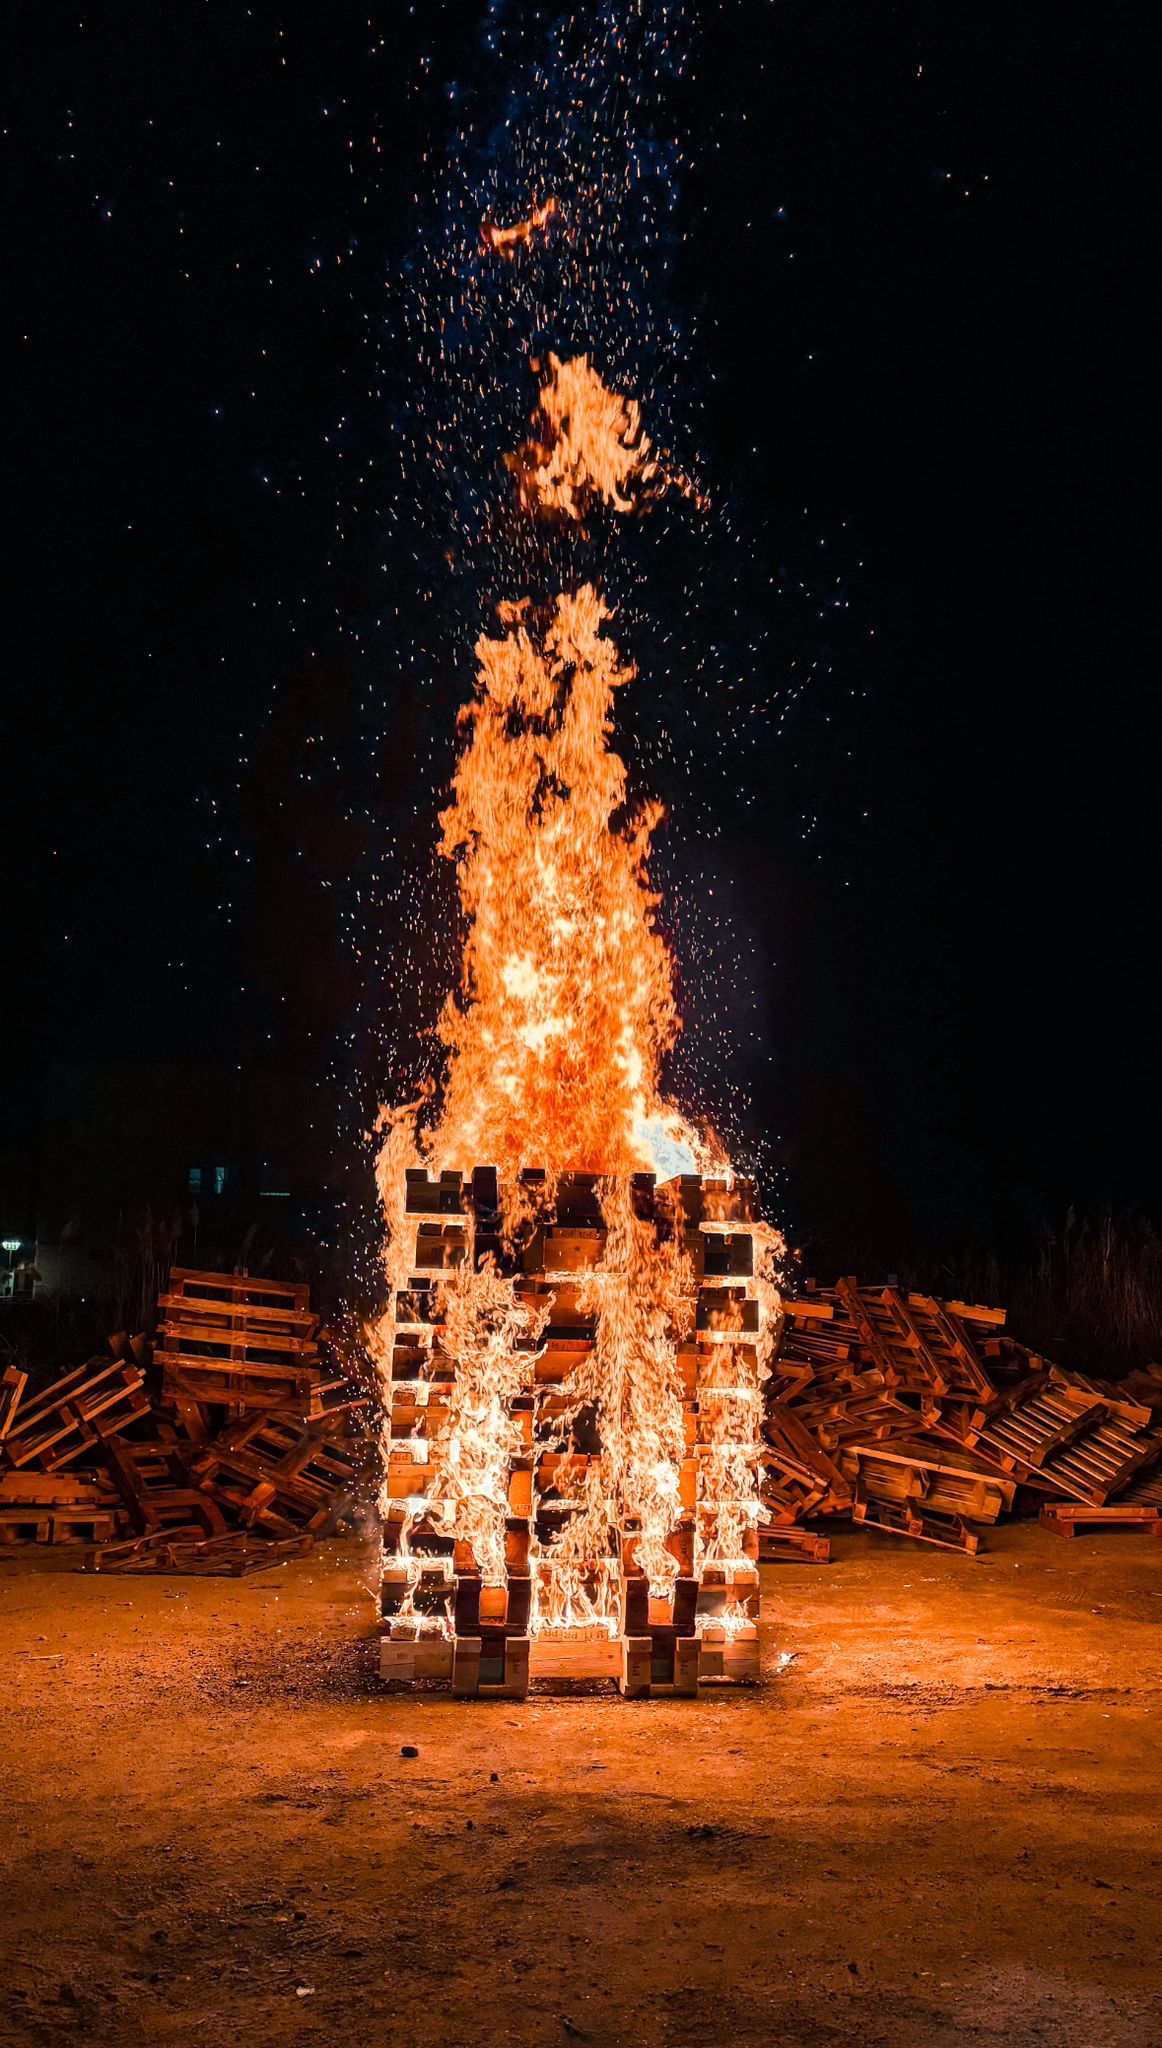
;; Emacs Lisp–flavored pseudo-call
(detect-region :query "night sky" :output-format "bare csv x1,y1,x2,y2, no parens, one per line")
6,2,1157,1268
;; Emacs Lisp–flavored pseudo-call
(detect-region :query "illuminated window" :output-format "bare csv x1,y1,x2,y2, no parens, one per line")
213,1165,228,1196
188,1167,202,1192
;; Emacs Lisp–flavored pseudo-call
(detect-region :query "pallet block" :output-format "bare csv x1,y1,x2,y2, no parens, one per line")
697,1623,761,1683
619,1636,652,1698
451,1633,531,1699
379,1633,455,1684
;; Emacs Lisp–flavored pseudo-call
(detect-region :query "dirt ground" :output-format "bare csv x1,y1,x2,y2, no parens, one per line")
2,1525,1160,2048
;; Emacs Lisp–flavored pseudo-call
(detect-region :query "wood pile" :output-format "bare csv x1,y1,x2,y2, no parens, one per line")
762,1281,1162,1556
381,1167,771,1698
0,1268,371,1573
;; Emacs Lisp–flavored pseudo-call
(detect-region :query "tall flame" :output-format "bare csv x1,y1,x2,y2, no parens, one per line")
429,582,704,1182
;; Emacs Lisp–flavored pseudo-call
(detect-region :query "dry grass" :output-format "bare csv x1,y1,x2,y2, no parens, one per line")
928,1211,1162,1373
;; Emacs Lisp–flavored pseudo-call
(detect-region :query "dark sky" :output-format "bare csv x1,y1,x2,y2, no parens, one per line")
5,1,1157,1263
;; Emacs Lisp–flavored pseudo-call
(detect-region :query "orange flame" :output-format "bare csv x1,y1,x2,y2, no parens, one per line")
480,195,559,260
428,582,706,1183
433,1231,548,1583
573,1176,695,1594
508,353,709,520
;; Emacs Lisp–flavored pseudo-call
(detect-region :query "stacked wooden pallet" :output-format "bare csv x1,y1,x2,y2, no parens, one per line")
155,1268,336,1420
0,1268,370,1572
380,1167,771,1698
761,1282,1162,1556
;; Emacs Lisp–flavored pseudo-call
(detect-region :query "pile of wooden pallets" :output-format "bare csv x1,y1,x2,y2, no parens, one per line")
0,1269,371,1573
761,1282,1162,1557
380,1167,771,1698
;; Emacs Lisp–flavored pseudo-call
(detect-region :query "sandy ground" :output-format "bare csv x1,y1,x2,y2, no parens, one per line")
2,1525,1160,2048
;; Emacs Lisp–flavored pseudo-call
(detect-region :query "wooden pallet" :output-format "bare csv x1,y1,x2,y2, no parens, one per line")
966,1382,1161,1504
852,1496,980,1554
156,1266,322,1421
196,1412,368,1529
757,1524,831,1563
99,1432,229,1539
1039,1502,1162,1538
188,1415,362,1537
778,1282,997,1410
88,1529,314,1575
2,1360,151,1471
839,1436,1015,1523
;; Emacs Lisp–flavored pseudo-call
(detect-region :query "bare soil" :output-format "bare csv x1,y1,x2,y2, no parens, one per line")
2,1524,1160,2047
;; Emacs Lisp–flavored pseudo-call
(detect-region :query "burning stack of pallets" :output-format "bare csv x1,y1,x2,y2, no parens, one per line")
0,1269,370,1574
761,1279,1162,1557
380,1167,770,1698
